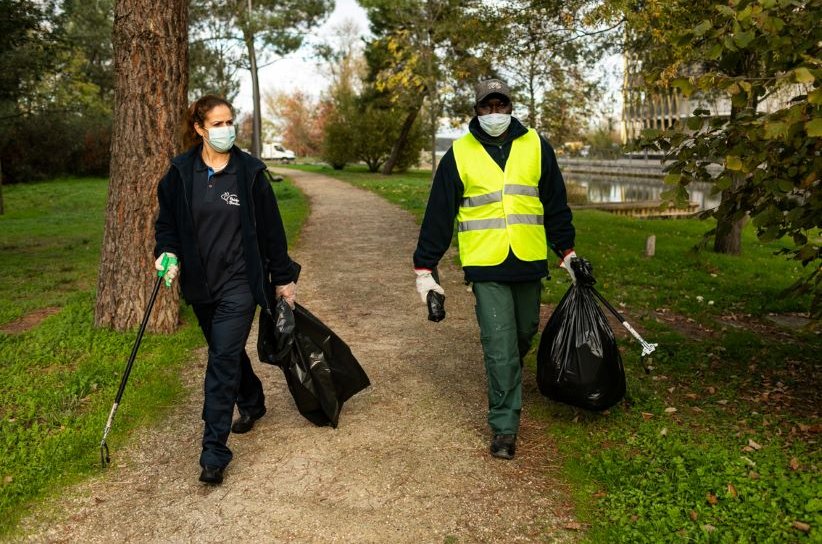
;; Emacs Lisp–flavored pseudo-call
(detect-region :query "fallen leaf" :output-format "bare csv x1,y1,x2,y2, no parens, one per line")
748,471,760,479
690,510,698,521
668,387,675,393
707,492,718,505
630,515,639,522
3,476,12,485
572,416,580,423
789,457,800,471
641,412,654,420
660,427,668,436
707,386,716,394
664,407,678,414
592,490,607,498
564,522,582,531
702,524,716,532
717,399,729,405
727,483,738,498
685,393,699,399
792,521,811,533
748,439,763,450
742,445,754,453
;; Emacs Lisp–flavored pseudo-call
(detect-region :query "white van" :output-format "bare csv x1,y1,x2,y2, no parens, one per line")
262,143,296,163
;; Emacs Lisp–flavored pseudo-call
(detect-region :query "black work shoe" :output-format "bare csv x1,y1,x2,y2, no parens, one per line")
490,434,517,460
231,408,266,434
199,465,224,485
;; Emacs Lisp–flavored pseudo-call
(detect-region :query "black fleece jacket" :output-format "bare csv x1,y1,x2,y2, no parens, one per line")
154,144,299,309
413,117,575,283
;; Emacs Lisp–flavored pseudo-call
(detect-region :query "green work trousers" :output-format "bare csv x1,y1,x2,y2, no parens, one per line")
472,280,542,435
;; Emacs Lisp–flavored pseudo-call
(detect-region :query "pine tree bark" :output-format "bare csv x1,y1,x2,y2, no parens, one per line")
95,0,188,332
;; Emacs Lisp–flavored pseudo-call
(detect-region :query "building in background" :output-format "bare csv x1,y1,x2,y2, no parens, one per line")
620,54,802,144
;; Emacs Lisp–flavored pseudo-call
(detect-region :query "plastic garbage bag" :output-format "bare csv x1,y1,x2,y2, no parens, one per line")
427,291,446,322
258,298,295,364
536,260,625,411
257,301,370,427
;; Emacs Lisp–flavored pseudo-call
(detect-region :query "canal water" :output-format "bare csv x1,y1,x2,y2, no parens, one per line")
563,172,721,212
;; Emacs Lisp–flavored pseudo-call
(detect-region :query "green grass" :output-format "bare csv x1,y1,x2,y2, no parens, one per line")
289,164,821,543
0,175,309,537
0,178,107,325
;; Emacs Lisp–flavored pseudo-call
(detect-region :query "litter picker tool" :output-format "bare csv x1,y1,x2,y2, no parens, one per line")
99,255,175,468
590,287,658,372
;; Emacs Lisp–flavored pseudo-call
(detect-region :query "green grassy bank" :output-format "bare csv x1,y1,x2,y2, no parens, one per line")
290,164,820,543
0,176,308,537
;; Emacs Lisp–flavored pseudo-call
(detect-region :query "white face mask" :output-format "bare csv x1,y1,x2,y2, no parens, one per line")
205,125,236,153
478,113,511,137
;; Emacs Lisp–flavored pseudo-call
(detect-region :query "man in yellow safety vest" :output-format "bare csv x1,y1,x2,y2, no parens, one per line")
413,78,583,460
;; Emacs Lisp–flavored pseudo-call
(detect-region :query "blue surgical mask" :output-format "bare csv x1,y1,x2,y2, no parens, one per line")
478,113,511,137
205,125,236,153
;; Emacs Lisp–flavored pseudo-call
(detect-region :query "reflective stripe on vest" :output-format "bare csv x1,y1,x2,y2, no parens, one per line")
453,128,547,266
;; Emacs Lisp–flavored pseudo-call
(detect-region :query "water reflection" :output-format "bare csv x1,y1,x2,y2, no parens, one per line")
564,173,721,212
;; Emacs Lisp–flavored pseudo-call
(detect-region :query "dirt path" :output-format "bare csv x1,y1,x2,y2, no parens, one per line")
17,169,575,543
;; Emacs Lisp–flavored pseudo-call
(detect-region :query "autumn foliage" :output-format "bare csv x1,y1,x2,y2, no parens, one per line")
264,90,331,158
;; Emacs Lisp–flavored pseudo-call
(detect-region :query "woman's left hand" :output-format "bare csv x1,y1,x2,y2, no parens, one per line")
275,282,297,309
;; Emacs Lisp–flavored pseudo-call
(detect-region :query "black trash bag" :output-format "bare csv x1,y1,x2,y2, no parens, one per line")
427,291,446,322
257,298,295,364
257,301,370,427
536,260,626,411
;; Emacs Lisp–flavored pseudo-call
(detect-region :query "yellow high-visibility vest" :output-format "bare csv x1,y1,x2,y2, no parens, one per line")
453,128,547,266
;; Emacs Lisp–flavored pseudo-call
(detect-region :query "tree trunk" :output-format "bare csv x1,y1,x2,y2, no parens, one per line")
713,204,745,254
244,30,262,157
95,0,188,332
713,101,750,255
381,105,420,175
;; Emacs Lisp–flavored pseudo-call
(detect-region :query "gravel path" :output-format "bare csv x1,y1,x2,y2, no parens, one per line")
17,168,576,543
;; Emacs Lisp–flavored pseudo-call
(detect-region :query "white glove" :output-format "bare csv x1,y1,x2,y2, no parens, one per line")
154,252,179,286
415,269,444,303
560,250,577,283
275,281,297,309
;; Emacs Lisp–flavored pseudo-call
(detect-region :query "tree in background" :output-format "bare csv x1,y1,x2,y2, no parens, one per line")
602,0,820,313
0,0,60,202
491,0,607,141
264,90,328,157
188,6,242,103
192,0,333,157
359,0,490,175
95,0,189,332
321,84,425,172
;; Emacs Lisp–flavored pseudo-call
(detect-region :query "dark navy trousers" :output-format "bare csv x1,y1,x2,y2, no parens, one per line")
193,286,265,469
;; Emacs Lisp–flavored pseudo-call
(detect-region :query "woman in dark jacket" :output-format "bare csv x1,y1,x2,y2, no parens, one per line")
154,95,299,485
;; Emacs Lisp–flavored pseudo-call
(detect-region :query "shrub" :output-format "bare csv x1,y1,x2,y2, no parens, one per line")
1,113,111,183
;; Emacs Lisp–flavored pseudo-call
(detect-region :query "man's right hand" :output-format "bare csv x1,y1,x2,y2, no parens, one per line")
415,268,444,303
155,252,179,287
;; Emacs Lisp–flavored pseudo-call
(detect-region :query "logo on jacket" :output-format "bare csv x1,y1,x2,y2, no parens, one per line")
221,192,240,206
